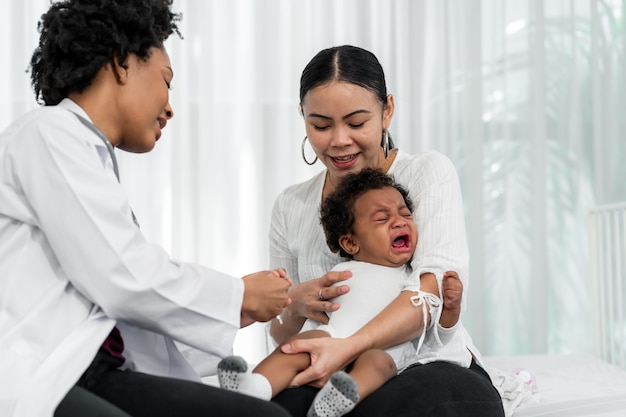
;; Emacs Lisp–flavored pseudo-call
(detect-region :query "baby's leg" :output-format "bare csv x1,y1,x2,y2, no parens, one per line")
218,329,329,400
307,349,396,417
347,349,397,400
254,329,329,397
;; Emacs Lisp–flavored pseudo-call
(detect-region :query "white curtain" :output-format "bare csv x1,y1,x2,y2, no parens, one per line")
2,0,624,364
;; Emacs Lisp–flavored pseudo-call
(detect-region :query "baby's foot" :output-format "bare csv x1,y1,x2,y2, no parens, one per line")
307,371,359,417
217,356,272,400
217,355,248,391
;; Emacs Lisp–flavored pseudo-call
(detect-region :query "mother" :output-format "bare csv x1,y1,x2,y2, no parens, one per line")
269,45,504,416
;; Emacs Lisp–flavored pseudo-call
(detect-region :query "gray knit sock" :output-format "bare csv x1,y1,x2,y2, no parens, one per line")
217,356,272,400
307,371,359,417
217,356,248,391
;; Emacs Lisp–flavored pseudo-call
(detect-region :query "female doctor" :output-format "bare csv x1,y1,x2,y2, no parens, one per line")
0,1,291,417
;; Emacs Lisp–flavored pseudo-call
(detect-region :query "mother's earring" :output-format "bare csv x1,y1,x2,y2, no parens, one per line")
382,130,389,159
301,136,318,165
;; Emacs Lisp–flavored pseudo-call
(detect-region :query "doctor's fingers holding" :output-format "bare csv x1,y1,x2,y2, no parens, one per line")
272,267,293,286
241,271,292,322
272,267,288,279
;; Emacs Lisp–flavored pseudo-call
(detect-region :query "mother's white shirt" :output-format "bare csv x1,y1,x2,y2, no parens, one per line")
269,149,482,367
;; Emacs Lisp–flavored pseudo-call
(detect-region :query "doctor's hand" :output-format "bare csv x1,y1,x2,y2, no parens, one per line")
241,269,292,326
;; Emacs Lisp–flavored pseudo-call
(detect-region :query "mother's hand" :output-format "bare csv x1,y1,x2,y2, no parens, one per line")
287,270,352,324
281,335,359,388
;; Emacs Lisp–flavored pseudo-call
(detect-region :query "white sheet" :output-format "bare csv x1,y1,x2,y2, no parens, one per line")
483,354,626,417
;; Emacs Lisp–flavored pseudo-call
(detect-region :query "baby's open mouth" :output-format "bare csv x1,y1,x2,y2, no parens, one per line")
392,234,410,248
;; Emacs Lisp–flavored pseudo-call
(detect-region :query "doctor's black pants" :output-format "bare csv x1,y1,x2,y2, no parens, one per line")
54,349,290,417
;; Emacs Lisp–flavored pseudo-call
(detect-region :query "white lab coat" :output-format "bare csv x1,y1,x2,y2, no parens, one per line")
0,99,243,417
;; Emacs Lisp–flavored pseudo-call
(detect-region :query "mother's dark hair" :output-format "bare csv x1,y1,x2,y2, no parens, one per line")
30,0,182,105
299,45,395,149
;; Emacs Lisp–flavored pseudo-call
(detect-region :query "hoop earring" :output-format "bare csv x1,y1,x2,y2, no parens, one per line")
301,136,318,165
382,130,389,159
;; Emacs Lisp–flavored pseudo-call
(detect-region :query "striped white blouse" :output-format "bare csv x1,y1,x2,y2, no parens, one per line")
269,149,482,368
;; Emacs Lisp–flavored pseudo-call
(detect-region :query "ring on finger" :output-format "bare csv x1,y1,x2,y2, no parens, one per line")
318,288,325,301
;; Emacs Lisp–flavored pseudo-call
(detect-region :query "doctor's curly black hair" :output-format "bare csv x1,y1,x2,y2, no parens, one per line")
30,0,182,105
320,168,414,258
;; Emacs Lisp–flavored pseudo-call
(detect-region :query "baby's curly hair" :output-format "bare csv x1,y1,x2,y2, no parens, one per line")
30,0,182,105
320,168,414,258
